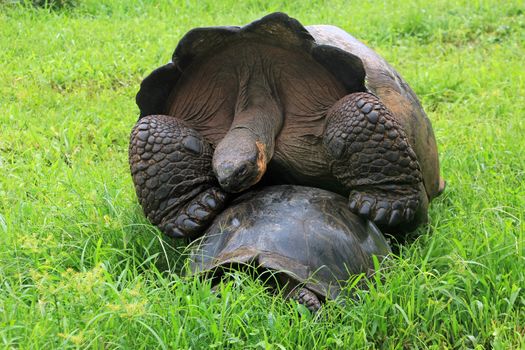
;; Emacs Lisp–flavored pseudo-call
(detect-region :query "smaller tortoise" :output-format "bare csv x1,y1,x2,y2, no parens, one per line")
129,12,444,239
189,185,391,312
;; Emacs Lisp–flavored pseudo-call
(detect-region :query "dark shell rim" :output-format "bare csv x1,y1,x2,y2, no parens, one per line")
189,246,346,300
135,12,366,118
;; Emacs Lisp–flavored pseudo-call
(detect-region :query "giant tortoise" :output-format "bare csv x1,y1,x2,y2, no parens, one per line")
129,12,444,239
189,185,391,312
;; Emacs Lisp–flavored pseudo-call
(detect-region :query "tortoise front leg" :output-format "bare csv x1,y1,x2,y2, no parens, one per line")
129,115,228,239
323,92,427,232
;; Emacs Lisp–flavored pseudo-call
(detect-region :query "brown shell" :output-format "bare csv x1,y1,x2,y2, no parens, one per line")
306,25,442,199
189,185,391,299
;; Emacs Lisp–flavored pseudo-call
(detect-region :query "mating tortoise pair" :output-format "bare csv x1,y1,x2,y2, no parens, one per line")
129,13,443,311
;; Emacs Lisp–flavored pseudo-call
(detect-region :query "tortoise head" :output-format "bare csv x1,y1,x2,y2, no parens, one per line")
213,128,269,193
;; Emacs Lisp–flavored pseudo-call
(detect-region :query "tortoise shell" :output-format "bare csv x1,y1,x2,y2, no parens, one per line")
189,185,391,299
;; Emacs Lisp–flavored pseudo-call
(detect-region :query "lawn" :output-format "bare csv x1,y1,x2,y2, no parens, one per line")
0,0,524,348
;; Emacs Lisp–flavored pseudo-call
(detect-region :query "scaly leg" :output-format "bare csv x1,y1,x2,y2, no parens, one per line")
323,92,428,232
129,115,228,239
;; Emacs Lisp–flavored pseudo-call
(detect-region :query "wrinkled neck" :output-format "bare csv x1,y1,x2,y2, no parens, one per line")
214,128,261,165
212,59,284,192
212,101,282,191
231,60,284,152
228,116,279,160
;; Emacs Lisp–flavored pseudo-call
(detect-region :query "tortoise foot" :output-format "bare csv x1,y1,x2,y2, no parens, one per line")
293,288,321,313
161,187,228,238
348,185,423,228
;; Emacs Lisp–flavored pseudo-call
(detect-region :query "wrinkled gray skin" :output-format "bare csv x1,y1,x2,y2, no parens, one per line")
189,185,391,312
129,12,443,240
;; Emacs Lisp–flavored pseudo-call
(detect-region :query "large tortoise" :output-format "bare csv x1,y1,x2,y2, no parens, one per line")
189,185,391,312
129,12,444,238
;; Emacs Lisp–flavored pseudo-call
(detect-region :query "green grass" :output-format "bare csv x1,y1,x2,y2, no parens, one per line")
1,0,524,348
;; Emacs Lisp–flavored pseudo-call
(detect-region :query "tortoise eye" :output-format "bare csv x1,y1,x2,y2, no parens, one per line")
237,164,249,178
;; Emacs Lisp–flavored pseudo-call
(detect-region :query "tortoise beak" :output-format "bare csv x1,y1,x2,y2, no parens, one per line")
214,142,267,193
212,129,270,193
215,158,264,193
216,161,250,193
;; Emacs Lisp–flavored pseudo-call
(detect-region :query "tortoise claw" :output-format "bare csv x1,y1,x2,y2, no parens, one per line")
348,186,422,230
373,207,388,224
388,209,402,226
164,187,229,239
404,208,415,222
348,198,358,211
163,223,185,238
358,200,372,216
